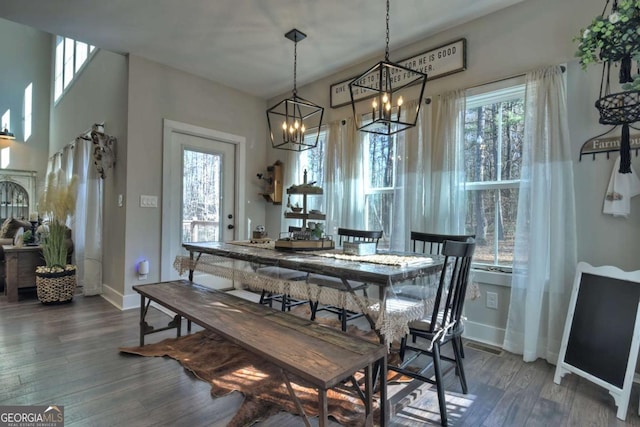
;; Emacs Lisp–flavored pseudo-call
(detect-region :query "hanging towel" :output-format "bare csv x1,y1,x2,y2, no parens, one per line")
603,157,640,218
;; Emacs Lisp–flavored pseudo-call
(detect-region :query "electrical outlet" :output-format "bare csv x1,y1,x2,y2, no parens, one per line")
486,291,498,309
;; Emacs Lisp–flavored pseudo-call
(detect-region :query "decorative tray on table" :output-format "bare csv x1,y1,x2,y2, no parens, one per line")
274,238,335,251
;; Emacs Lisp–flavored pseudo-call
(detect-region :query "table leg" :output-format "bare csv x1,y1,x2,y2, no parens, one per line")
139,294,146,346
188,251,195,281
5,252,19,302
380,354,388,426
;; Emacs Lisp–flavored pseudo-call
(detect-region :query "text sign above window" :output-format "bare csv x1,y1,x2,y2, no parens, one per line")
330,38,467,108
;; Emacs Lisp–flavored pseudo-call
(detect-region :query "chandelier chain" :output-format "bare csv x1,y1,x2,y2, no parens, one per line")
385,0,390,61
293,39,298,96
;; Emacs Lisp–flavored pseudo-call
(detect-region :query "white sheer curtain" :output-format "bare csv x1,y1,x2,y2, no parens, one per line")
323,117,365,235
503,65,577,363
288,93,463,249
388,100,431,251
46,137,104,296
71,139,103,295
424,90,467,234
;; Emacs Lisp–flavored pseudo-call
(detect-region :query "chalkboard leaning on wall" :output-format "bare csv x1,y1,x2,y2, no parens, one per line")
554,262,640,421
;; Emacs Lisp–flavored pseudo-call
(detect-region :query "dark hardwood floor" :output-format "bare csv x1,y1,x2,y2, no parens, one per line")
1,289,639,426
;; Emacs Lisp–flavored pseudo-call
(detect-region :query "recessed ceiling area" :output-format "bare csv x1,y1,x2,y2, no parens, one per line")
0,0,525,99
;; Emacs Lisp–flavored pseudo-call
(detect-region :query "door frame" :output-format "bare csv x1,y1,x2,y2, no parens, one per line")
160,119,246,281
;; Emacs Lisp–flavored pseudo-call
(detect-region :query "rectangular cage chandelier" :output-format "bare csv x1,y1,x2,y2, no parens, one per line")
349,0,427,136
267,29,324,152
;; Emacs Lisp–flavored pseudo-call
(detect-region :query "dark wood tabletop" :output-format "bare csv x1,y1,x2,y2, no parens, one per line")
182,241,442,287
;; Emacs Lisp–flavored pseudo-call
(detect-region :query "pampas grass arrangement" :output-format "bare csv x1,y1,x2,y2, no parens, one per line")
38,171,78,270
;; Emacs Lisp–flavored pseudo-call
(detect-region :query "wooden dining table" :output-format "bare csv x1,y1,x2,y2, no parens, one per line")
177,241,445,345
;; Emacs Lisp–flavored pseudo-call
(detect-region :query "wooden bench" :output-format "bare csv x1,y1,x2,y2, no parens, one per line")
133,280,388,427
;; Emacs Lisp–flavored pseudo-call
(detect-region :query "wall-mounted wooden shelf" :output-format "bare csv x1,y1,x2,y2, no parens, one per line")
258,160,283,205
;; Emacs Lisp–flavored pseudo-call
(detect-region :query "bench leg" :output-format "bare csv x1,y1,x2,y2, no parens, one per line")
364,363,374,425
137,294,183,346
281,369,313,427
318,389,328,427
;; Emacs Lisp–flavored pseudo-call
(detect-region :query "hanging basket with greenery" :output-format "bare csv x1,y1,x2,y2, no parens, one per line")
575,0,640,172
576,0,640,70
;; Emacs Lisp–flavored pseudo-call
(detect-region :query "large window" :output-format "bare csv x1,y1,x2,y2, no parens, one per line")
54,36,96,103
464,83,525,270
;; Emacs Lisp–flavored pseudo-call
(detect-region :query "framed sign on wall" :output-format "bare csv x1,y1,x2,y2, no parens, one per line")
330,38,467,108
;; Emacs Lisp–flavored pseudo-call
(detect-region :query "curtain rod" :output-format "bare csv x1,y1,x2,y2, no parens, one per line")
49,123,107,161
464,65,566,92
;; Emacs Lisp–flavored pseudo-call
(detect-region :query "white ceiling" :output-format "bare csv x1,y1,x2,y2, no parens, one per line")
0,0,525,99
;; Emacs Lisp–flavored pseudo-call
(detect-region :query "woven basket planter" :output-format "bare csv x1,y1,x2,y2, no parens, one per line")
36,265,77,304
595,90,640,125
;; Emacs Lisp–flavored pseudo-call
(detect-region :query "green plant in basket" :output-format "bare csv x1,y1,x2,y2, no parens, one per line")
36,171,78,274
575,0,640,68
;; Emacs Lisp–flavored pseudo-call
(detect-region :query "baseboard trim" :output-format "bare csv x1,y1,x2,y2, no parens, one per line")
464,320,505,348
100,285,140,311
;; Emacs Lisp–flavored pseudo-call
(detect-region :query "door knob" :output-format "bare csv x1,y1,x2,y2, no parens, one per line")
227,224,235,230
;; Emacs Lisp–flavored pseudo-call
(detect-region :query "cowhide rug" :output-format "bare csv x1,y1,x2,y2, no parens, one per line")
119,309,409,426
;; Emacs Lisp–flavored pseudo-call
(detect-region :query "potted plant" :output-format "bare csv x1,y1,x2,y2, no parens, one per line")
575,0,640,173
35,171,78,304
575,0,640,72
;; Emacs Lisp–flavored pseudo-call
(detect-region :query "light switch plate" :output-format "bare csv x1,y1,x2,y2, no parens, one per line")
140,195,158,208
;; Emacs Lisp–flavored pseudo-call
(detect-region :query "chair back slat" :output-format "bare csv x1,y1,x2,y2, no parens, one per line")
410,231,475,255
337,228,383,246
428,239,476,333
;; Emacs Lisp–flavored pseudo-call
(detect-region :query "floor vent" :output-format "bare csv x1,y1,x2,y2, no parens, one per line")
465,341,503,356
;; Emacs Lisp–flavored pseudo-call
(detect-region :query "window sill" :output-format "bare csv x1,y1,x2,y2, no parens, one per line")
471,268,511,287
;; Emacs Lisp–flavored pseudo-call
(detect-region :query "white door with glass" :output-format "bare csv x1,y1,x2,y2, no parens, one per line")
161,120,245,286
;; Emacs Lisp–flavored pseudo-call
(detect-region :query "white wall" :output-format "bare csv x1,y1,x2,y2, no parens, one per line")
0,18,51,179
49,48,129,299
266,0,640,346
122,55,267,304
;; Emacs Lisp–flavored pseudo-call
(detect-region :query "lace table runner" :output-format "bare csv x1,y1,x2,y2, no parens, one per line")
317,252,433,267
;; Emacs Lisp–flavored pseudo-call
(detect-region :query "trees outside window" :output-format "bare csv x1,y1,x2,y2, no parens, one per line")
364,133,396,248
182,149,221,242
296,129,326,212
464,84,525,269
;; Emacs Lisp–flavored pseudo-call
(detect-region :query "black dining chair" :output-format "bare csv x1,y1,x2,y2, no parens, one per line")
257,226,309,311
392,238,475,427
308,227,383,331
410,231,475,355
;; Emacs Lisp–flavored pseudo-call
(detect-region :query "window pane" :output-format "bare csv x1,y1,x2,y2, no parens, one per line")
300,131,325,186
367,134,394,189
464,98,524,183
24,83,32,141
297,130,326,212
63,38,74,89
1,110,10,132
365,192,392,246
465,188,518,267
182,149,221,243
54,38,64,101
75,41,88,72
